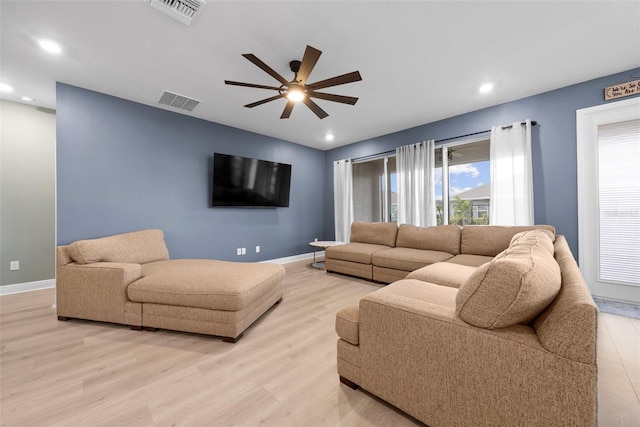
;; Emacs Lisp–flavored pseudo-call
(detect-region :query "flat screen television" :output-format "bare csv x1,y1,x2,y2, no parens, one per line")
211,153,292,207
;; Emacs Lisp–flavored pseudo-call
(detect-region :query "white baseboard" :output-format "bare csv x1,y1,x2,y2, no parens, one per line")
261,251,321,264
0,252,320,297
0,278,56,296
592,295,640,306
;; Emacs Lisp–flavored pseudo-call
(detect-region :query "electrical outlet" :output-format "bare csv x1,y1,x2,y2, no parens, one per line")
241,247,246,255
256,245,260,253
10,261,19,271
236,248,242,256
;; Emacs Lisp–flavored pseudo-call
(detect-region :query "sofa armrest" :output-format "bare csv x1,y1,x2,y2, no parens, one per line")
357,290,596,427
56,262,142,325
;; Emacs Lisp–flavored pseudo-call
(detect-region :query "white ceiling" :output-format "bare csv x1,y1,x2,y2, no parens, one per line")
2,1,639,150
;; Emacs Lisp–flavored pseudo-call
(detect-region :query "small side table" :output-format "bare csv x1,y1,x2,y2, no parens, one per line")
309,240,344,269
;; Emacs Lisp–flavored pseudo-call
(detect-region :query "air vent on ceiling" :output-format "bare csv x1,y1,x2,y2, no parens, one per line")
149,0,206,25
158,90,201,112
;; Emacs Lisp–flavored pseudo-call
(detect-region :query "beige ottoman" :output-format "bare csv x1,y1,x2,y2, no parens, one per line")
127,259,285,342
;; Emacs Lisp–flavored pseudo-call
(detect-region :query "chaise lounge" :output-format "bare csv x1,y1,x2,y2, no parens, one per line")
56,229,285,342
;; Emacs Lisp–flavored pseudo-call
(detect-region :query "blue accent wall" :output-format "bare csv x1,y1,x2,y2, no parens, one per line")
323,68,640,258
58,68,639,262
57,83,325,261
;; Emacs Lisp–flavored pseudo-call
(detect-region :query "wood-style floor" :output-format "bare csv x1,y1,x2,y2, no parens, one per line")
1,260,639,426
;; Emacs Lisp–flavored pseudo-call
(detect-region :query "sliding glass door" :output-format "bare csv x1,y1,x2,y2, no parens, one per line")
352,156,397,222
435,138,491,225
351,136,490,226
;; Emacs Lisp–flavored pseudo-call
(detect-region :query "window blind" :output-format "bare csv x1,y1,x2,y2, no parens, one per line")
598,118,640,286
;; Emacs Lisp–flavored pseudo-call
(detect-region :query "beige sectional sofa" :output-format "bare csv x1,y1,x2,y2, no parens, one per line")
326,221,555,283
56,229,284,342
334,224,598,426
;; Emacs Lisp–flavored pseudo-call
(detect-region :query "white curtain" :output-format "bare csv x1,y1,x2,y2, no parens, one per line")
489,119,534,225
333,159,354,242
395,140,436,227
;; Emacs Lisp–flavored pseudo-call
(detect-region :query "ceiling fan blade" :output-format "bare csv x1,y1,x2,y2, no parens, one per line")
225,80,281,91
302,97,328,119
244,94,285,108
296,45,322,85
242,53,289,85
306,71,362,91
308,91,359,105
280,100,295,119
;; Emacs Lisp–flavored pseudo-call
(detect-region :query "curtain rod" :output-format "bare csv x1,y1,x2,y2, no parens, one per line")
350,120,537,162
436,120,538,143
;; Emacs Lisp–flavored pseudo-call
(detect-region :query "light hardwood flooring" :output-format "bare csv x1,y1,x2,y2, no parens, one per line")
1,260,639,426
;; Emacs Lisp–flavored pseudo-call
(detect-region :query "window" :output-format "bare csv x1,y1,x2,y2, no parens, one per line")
435,138,491,225
352,156,397,222
352,137,489,226
597,119,640,285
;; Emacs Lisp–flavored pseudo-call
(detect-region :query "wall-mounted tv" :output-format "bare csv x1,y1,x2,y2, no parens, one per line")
211,153,292,207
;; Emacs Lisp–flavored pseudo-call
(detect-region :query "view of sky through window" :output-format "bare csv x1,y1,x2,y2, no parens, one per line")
388,161,489,199
436,161,490,200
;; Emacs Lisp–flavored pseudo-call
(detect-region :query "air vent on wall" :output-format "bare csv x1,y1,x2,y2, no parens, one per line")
158,90,201,112
149,0,206,25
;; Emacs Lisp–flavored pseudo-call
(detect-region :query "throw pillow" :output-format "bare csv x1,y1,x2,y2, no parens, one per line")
455,230,561,329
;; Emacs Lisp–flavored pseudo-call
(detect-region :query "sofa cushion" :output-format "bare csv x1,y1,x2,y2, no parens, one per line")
326,258,374,280
395,224,461,255
372,266,410,283
350,221,398,247
128,259,285,311
67,229,170,265
407,262,477,289
326,242,391,264
445,254,494,267
460,225,555,257
455,230,561,329
372,248,454,272
336,301,360,345
365,278,458,309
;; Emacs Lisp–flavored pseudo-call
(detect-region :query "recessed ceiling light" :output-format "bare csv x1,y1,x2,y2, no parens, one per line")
325,133,335,141
0,83,14,92
38,39,62,54
21,96,35,102
479,83,494,94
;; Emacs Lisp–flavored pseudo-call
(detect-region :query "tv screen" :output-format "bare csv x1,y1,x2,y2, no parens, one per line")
211,153,292,207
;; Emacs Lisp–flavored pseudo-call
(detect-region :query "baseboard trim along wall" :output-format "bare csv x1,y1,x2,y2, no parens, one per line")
0,278,56,296
261,251,319,265
0,252,320,296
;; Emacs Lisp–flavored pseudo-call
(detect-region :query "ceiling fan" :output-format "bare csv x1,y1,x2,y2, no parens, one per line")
225,45,362,119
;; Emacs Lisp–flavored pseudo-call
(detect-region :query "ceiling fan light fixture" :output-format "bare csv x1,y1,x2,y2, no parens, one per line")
225,45,361,119
286,88,305,102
